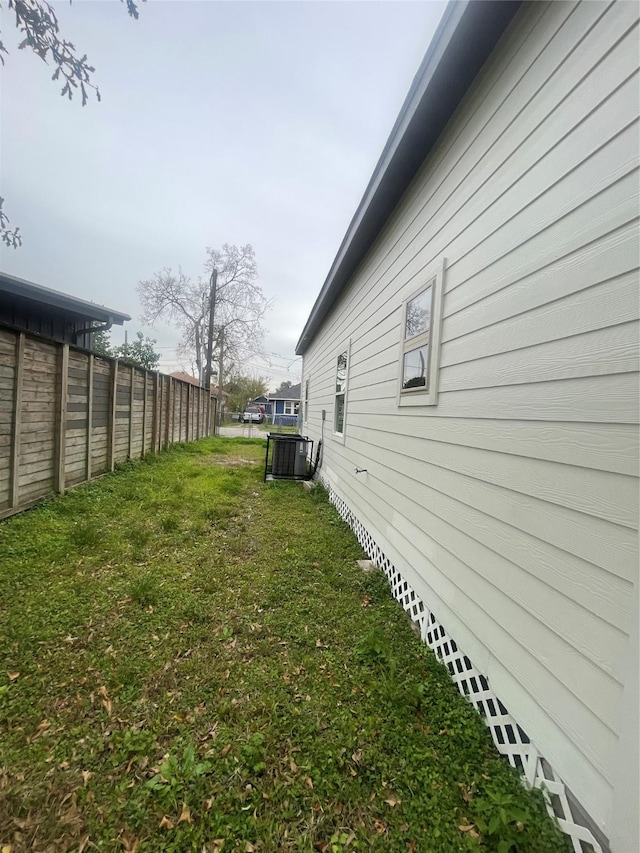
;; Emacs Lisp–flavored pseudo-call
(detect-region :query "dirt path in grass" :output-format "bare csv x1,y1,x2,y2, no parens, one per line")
0,437,567,853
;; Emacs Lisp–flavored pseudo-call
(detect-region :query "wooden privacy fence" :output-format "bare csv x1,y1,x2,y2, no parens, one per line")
0,326,216,519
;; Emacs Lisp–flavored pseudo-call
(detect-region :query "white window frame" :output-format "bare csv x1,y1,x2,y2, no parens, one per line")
397,258,446,408
333,340,351,443
303,377,310,424
284,400,295,416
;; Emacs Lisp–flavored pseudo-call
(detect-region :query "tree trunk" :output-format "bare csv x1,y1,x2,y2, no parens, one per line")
194,326,202,384
205,269,217,389
217,326,224,428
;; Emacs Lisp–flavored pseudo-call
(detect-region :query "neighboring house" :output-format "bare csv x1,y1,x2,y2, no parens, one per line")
0,271,130,349
296,3,639,852
268,383,301,419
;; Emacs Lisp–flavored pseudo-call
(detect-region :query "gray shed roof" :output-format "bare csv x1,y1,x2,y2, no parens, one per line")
0,271,131,325
295,0,521,355
269,382,301,401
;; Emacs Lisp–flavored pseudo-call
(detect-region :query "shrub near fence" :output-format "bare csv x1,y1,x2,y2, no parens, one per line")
0,326,215,519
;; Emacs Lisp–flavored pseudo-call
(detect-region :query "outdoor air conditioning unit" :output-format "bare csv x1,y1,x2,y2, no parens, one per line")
264,434,313,481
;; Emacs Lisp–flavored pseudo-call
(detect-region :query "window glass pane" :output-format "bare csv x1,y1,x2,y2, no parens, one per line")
405,286,432,339
335,393,345,433
336,351,348,393
402,345,429,389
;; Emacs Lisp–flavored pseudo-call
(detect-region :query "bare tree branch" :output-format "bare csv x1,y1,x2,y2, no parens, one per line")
2,0,143,102
0,197,21,248
0,0,144,246
138,245,269,385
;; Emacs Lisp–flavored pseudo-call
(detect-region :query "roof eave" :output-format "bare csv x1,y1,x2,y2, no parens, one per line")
295,0,522,356
0,271,131,325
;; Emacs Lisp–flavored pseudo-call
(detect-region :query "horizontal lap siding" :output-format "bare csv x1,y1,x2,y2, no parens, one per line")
302,0,639,838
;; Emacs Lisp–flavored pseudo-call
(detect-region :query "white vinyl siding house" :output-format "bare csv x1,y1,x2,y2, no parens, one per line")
297,3,639,852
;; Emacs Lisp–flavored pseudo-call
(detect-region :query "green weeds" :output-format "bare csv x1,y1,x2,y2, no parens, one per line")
69,518,102,548
128,570,160,607
159,514,180,533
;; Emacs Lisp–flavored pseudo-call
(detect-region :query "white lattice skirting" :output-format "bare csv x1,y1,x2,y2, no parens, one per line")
321,477,607,853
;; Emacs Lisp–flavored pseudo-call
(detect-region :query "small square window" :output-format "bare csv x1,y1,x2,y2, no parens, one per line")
402,345,429,389
335,393,345,433
405,286,432,338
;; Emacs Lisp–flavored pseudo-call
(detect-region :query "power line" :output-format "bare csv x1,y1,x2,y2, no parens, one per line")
153,347,301,361
157,356,301,377
266,351,302,362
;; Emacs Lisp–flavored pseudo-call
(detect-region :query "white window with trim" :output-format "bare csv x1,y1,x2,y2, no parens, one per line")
284,401,295,415
303,378,309,423
398,259,445,407
334,343,350,439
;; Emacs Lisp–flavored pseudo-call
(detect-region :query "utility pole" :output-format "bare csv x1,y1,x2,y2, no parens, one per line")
204,269,217,390
217,326,224,428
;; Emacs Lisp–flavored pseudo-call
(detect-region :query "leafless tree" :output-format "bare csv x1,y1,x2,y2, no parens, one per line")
405,294,431,338
138,244,269,385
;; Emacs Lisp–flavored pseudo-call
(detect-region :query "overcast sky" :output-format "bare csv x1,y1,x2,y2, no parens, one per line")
1,0,445,389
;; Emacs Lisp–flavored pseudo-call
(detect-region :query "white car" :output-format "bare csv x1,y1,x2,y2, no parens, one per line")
242,406,264,424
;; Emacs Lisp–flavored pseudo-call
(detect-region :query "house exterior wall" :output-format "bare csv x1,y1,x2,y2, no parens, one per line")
272,399,300,416
300,2,639,849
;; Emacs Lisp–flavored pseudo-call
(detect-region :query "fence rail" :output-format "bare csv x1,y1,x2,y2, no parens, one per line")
0,326,215,519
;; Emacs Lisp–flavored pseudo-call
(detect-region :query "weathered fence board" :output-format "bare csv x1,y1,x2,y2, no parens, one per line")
0,326,215,518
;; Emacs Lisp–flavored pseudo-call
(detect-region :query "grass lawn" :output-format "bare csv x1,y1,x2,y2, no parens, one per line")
0,438,567,853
